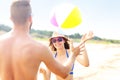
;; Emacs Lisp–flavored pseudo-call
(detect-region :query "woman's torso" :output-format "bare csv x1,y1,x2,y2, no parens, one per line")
54,50,74,80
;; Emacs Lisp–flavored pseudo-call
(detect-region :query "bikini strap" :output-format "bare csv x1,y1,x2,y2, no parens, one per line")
54,52,57,58
55,50,68,58
66,50,69,58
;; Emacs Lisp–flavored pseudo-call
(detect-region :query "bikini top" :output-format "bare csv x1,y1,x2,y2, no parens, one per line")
54,50,74,75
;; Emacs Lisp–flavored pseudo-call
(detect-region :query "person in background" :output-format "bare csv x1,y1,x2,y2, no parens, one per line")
40,31,94,80
0,1,82,80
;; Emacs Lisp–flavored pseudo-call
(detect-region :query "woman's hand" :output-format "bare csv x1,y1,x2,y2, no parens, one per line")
81,31,94,43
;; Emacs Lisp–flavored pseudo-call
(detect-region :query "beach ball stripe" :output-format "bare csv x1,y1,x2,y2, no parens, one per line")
61,7,82,29
50,13,59,27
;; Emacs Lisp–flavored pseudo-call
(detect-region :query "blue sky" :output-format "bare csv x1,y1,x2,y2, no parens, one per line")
0,0,120,40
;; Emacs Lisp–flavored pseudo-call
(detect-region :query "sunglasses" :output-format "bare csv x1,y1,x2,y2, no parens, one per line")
51,37,63,43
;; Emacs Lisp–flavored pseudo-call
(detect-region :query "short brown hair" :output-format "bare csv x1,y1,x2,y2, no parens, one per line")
10,0,31,25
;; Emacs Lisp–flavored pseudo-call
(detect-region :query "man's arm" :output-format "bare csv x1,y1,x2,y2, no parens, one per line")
40,45,80,79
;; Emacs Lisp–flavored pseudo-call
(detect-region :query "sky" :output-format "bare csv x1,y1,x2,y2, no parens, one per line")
0,0,120,40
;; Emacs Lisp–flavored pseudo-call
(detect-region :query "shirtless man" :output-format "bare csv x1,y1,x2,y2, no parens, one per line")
0,1,81,80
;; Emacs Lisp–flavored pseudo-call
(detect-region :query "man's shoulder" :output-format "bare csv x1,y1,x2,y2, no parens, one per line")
32,40,47,48
29,40,51,59
0,33,9,40
0,33,11,44
30,40,49,52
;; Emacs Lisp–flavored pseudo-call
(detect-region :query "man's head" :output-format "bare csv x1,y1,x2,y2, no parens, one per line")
10,0,32,25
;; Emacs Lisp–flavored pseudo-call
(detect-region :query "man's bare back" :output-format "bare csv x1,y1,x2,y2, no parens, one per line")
0,1,81,80
0,32,43,80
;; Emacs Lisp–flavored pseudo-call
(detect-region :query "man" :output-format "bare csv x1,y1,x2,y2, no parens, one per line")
0,1,81,80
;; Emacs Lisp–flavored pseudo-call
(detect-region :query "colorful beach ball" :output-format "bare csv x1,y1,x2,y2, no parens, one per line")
50,3,82,29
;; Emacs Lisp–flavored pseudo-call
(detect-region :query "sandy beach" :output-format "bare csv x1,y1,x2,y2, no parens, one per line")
37,42,120,80
73,43,120,80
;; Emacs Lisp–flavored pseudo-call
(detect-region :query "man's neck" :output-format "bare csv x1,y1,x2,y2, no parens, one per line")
11,25,30,36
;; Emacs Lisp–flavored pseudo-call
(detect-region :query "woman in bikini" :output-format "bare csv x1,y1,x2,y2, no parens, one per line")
40,31,94,80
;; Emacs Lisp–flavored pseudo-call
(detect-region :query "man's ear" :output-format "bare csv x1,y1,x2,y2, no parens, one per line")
28,16,32,30
29,16,32,23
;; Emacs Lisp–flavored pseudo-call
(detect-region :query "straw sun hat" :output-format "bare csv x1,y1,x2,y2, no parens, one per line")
49,32,69,41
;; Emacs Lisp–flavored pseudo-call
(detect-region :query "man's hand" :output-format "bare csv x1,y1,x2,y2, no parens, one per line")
68,39,80,57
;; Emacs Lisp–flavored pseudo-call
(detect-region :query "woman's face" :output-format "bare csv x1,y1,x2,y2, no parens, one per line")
51,37,65,50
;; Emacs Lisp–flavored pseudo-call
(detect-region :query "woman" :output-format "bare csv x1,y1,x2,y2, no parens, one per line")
40,31,94,80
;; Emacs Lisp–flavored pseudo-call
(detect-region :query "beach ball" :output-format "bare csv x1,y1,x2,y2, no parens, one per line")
50,3,82,29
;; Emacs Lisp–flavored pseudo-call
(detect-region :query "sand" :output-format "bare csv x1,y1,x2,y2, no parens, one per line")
74,43,120,80
37,43,120,80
